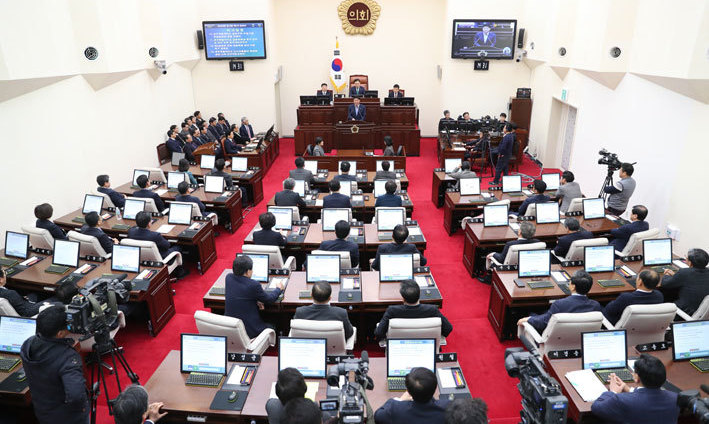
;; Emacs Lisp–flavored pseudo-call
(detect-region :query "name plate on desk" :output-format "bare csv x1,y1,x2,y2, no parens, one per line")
228,353,261,363
435,352,458,363
636,341,670,352
548,349,582,360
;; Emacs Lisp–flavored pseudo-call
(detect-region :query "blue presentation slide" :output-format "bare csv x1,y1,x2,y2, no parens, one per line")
204,22,266,59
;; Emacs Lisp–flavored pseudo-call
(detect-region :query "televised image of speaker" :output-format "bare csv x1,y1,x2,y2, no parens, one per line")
516,88,531,99
229,60,244,71
517,28,525,48
196,30,204,49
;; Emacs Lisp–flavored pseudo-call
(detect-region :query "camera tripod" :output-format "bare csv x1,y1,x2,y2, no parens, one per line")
598,167,615,201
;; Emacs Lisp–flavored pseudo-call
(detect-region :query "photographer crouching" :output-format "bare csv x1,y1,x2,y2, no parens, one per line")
603,162,636,216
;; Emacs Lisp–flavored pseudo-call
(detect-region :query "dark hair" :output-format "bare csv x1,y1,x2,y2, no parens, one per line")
405,367,437,403
631,205,648,221
166,129,173,137
321,83,327,87
192,128,200,136
399,279,420,304
218,112,225,118
393,84,400,88
234,255,253,276
392,224,409,244
445,398,489,424
504,123,513,132
97,174,110,186
275,367,307,403
34,203,54,220
340,161,351,173
463,112,470,117
353,78,360,83
443,110,450,115
209,117,216,123
178,158,190,172
259,212,276,230
499,112,507,118
385,180,397,194
533,179,547,193
194,110,201,117
564,217,580,231
218,116,225,122
570,270,593,294
113,384,149,424
181,122,189,129
329,180,341,192
215,158,225,171
334,220,350,239
638,270,660,290
381,160,391,171
55,280,79,304
283,178,295,190
177,181,189,194
136,174,149,188
687,248,709,269
281,398,321,424
634,354,666,388
135,211,151,228
315,136,324,145
461,161,471,171
169,124,177,132
85,211,100,227
36,305,67,338
295,157,305,168
312,281,332,303
384,135,393,146
519,222,536,239
561,171,575,182
621,163,634,176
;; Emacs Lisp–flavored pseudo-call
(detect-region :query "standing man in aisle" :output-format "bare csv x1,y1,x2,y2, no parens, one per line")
491,124,514,185
604,163,636,216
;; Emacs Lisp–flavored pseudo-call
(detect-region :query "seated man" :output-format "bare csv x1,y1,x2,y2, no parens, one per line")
383,135,396,156
334,161,357,182
311,137,326,156
201,121,217,143
225,255,283,338
97,174,126,208
80,211,116,254
445,398,489,424
266,368,307,424
239,117,255,140
216,116,229,135
347,97,366,121
388,84,403,98
371,225,427,270
281,398,321,424
517,179,550,216
349,78,365,97
603,270,663,325
553,217,592,258
224,131,242,154
660,248,709,315
557,171,582,214
487,222,540,267
132,175,165,212
253,212,287,247
438,110,454,133
316,83,333,102
375,180,403,207
112,384,167,424
448,161,477,189
208,158,234,188
175,182,207,216
517,270,601,333
0,269,43,317
275,178,306,208
294,281,354,340
165,128,182,154
127,211,183,261
609,205,649,252
289,157,314,184
591,354,679,424
323,180,352,209
182,134,198,162
34,202,67,240
373,367,448,424
374,279,452,340
318,220,359,268
375,160,397,180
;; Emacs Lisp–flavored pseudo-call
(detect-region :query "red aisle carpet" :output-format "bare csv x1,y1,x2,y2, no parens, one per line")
98,138,549,423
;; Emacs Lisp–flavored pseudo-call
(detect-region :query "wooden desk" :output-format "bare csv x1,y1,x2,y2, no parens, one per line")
308,171,409,193
443,191,533,235
225,134,280,172
437,133,502,168
302,149,407,172
159,162,264,206
0,353,33,421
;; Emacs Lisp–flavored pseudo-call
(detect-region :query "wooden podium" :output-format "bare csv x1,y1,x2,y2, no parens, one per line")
335,121,376,150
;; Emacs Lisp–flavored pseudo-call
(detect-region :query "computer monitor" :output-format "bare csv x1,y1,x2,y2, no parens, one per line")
231,156,248,172
643,238,673,266
200,154,216,170
338,161,356,175
5,231,29,259
379,254,414,282
483,204,509,227
582,330,628,370
541,173,560,191
204,175,225,193
386,339,436,377
171,152,185,166
167,172,188,190
180,334,227,374
303,160,318,174
0,316,36,354
671,320,709,361
584,245,615,273
168,202,193,225
339,181,353,198
583,198,605,220
238,253,269,282
444,158,461,173
322,208,350,231
132,169,150,186
364,90,378,98
53,239,80,268
123,198,145,220
278,337,327,378
518,250,551,278
502,175,522,193
268,207,294,231
82,194,104,215
376,208,405,231
294,180,307,197
377,160,394,171
111,245,140,273
300,95,318,106
306,254,341,283
459,177,481,196
535,202,560,224
374,179,401,198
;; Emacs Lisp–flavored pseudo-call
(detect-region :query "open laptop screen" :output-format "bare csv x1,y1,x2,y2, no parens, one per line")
53,240,80,268
231,156,248,172
387,339,436,377
502,175,522,193
279,337,327,378
322,209,350,231
200,154,216,170
643,238,672,266
123,199,145,220
541,173,560,191
82,194,104,214
583,198,605,220
582,330,627,370
204,175,225,193
167,172,188,189
671,320,709,361
444,159,461,173
379,254,414,282
238,253,269,282
5,231,29,259
376,208,405,231
306,254,341,283
459,178,481,196
132,169,150,186
168,202,193,225
268,207,294,231
111,245,140,273
584,245,615,273
536,202,560,224
303,161,318,174
483,204,508,227
0,316,36,354
180,334,227,374
518,249,550,278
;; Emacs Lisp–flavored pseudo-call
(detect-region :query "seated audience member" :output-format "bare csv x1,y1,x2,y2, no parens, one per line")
266,368,307,424
660,248,709,315
80,211,116,253
449,161,477,182
347,97,366,121
375,180,403,207
113,384,167,424
275,178,306,208
281,398,321,424
334,161,357,182
323,180,352,209
239,116,255,140
217,116,229,135
133,175,165,212
557,171,582,213
0,269,43,317
487,222,540,266
181,134,198,162
316,83,333,101
374,279,452,340
311,137,326,156
178,159,198,185
294,281,354,340
127,212,186,280
517,179,550,216
194,110,205,128
517,270,601,333
609,205,649,252
34,202,67,240
383,136,396,156
165,128,182,153
253,212,287,247
224,131,242,154
349,78,365,97
591,354,679,424
225,255,283,338
460,112,471,122
371,225,427,270
97,174,126,208
289,157,314,184
389,83,403,98
178,122,190,141
176,182,207,216
553,217,592,258
603,270,663,325
374,367,448,424
208,158,234,188
374,160,397,180
217,112,231,129
192,128,204,146
201,121,217,143
445,398,489,424
208,117,221,139
318,220,360,268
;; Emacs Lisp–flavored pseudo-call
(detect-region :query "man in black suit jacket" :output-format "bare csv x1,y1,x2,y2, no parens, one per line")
208,159,234,188
660,248,709,315
132,175,165,212
289,157,315,184
239,117,255,140
207,118,221,139
609,205,649,252
553,217,593,258
318,220,359,268
127,212,180,259
334,161,358,182
202,121,217,143
603,270,663,325
347,97,366,121
374,279,452,340
294,281,354,340
80,212,116,254
0,269,43,316
217,112,231,129
176,182,207,216
275,178,306,208
217,117,229,136
374,367,448,424
349,79,365,97
34,203,67,240
323,180,352,209
371,225,427,270
375,159,397,180
388,84,403,98
375,180,403,208
96,174,125,208
488,222,540,267
253,212,287,247
316,83,333,102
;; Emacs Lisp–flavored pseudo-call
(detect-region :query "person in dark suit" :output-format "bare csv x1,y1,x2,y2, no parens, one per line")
34,202,67,240
591,354,679,424
207,117,220,139
518,270,602,333
491,124,515,184
375,180,403,207
181,134,198,162
127,212,183,261
375,160,397,180
224,131,242,155
132,175,165,212
96,174,126,208
316,83,333,102
225,255,283,338
660,248,709,315
0,269,43,316
281,398,321,424
239,117,255,140
266,368,307,424
445,398,489,424
382,135,396,156
318,220,359,267
191,128,204,146
487,222,540,266
311,137,326,156
208,159,234,188
323,180,352,209
165,129,182,154
275,178,306,208
553,217,593,258
216,116,229,136
609,205,649,252
517,179,550,216
294,281,354,339
80,211,116,254
334,161,357,182
347,97,366,121
178,122,191,142
374,279,452,340
373,367,448,424
194,110,205,128
253,212,287,247
388,84,403,98
371,225,427,270
289,157,314,184
473,25,496,47
217,112,231,129
603,270,663,325
349,78,365,97
438,110,456,133
112,384,167,424
176,182,207,216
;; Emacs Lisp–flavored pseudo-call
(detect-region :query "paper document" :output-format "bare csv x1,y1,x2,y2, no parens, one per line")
315,199,324,207
270,381,319,400
408,227,422,236
156,224,175,234
155,189,168,196
565,369,607,402
437,369,457,389
551,271,568,282
20,257,38,266
342,278,356,290
673,260,689,269
414,276,430,288
136,269,151,280
226,366,247,385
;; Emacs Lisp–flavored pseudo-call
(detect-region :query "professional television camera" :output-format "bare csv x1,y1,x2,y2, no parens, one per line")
678,386,709,424
324,351,375,424
597,149,623,171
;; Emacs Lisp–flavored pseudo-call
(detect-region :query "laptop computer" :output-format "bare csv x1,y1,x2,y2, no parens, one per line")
483,204,509,227
444,158,461,174
377,160,394,171
502,175,523,196
268,207,294,233
238,253,288,291
122,198,145,220
376,208,405,240
0,231,29,267
322,208,350,231
171,152,185,166
643,238,677,273
0,316,36,372
379,254,414,282
204,175,225,194
167,172,188,192
671,320,709,372
131,169,151,188
374,179,401,198
584,245,615,273
535,202,560,224
516,250,552,288
180,333,227,387
45,239,80,274
583,198,606,220
340,181,352,198
231,156,248,174
582,330,634,383
459,177,481,196
294,180,308,198
278,337,327,378
111,245,140,274
303,160,319,175
168,202,193,226
541,173,560,195
386,339,436,391
306,254,341,284
82,194,104,215
200,154,216,170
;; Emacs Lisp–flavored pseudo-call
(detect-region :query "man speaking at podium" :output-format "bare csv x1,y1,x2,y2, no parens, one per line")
347,97,366,121
474,25,496,47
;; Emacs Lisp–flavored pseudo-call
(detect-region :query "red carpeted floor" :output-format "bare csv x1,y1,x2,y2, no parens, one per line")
97,138,549,423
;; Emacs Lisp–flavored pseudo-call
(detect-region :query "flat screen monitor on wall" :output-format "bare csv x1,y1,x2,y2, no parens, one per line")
203,21,267,60
451,19,517,59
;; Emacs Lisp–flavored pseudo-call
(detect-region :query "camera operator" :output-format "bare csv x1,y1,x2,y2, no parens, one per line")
603,162,636,216
373,367,448,424
20,305,89,424
266,368,307,424
113,384,167,424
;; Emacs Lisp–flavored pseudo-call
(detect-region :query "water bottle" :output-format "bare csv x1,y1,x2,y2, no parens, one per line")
115,207,122,221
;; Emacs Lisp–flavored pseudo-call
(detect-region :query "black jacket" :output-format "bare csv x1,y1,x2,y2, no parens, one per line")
36,219,67,240
661,267,709,315
132,188,165,212
294,304,354,340
374,304,453,340
127,227,172,258
553,230,593,258
0,286,41,317
602,290,664,325
318,238,360,268
253,229,286,247
80,225,114,254
274,190,306,208
493,238,541,263
97,186,125,208
323,193,352,209
371,242,427,271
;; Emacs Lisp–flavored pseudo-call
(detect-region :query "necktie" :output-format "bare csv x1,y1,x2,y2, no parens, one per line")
248,126,252,138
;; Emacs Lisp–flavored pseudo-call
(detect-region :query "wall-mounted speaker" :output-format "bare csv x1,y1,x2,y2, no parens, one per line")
558,47,567,57
196,30,204,50
84,47,99,61
148,47,159,58
517,28,525,48
609,46,621,58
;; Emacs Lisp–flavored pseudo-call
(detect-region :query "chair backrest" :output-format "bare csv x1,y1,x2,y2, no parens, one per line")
565,197,583,213
524,203,537,217
619,228,659,257
306,144,314,155
689,295,709,321
0,298,19,316
21,226,54,250
67,231,109,258
194,310,252,352
145,167,167,183
349,74,368,90
312,249,352,269
289,319,347,356
92,189,116,208
242,245,286,269
395,145,404,156
120,238,163,261
126,196,159,213
539,312,604,354
503,242,547,265
387,318,443,351
156,143,170,164
490,199,511,207
564,238,608,261
614,303,677,346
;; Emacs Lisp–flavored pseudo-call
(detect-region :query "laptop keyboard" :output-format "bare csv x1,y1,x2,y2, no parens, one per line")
0,257,19,267
651,265,678,273
690,358,709,372
387,377,406,391
377,232,393,241
595,368,634,383
209,287,226,296
46,265,70,274
0,357,20,372
186,372,224,387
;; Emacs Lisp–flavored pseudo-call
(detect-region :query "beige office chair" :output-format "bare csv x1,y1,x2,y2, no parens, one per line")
518,312,604,355
21,226,54,250
125,196,162,214
379,318,446,352
0,299,20,316
371,207,406,224
194,310,275,355
242,245,296,271
490,242,547,267
602,303,677,346
615,228,659,257
564,198,583,214
120,239,183,274
145,167,167,184
554,238,608,262
92,190,116,209
67,231,111,259
461,199,511,230
289,319,356,355
676,295,709,321
523,203,537,218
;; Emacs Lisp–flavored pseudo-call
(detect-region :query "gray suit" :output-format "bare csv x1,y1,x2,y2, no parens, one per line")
383,146,396,156
289,168,314,184
449,169,477,189
375,170,397,180
312,145,325,156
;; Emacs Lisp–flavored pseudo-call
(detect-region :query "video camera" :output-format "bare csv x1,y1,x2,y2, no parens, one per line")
678,386,709,424
324,351,375,424
597,149,623,171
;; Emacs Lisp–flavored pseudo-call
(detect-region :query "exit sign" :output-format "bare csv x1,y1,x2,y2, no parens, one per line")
474,60,490,71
